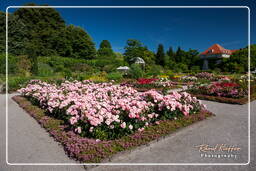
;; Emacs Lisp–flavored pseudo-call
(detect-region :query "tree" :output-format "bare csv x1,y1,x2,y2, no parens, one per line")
3,3,97,59
185,49,200,69
0,11,5,53
218,45,256,73
66,25,96,59
175,46,183,63
167,46,175,62
13,3,66,56
124,39,154,65
155,44,166,66
97,40,116,58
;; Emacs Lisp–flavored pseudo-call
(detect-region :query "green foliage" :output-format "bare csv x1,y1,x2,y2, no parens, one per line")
65,25,96,59
0,4,96,60
0,12,5,53
128,64,144,79
6,76,31,92
155,44,166,66
146,65,164,77
218,45,256,73
16,55,31,76
191,66,200,73
38,63,54,77
106,72,123,82
97,40,116,58
174,63,188,73
124,39,155,65
167,46,175,62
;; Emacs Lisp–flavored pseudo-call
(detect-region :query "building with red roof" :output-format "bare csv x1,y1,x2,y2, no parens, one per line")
199,44,238,70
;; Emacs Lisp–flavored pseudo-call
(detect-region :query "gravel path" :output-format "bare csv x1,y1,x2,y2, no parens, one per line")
0,94,255,171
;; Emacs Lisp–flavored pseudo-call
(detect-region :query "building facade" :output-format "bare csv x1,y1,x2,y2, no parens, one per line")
199,44,238,70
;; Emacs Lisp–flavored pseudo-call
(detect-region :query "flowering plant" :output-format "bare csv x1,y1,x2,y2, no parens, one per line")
18,80,206,140
137,78,158,85
187,81,247,98
180,76,198,82
195,72,215,80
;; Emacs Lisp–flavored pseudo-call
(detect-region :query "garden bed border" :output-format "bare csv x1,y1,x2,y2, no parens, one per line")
12,95,214,164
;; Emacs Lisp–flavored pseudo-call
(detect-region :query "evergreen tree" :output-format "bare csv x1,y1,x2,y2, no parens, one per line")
97,40,116,58
66,25,96,59
155,44,165,66
175,46,182,63
167,46,175,62
124,39,155,65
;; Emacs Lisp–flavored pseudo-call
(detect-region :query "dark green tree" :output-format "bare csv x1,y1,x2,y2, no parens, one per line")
97,40,116,58
13,3,66,56
155,44,165,66
175,46,183,63
219,45,256,73
167,46,175,62
0,11,5,53
124,39,154,65
66,25,96,59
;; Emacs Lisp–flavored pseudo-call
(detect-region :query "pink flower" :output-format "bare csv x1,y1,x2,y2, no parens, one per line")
138,127,144,132
69,117,77,125
89,127,94,132
75,126,82,134
129,124,133,130
121,122,126,128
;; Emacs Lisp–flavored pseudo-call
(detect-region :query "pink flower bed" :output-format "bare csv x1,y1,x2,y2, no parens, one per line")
18,80,206,140
188,81,247,98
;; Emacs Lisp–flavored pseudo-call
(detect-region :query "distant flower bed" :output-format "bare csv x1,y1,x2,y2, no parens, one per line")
18,80,206,140
187,81,246,99
180,76,198,82
195,72,215,80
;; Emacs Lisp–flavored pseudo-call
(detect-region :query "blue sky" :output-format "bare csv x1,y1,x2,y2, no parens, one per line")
1,0,255,53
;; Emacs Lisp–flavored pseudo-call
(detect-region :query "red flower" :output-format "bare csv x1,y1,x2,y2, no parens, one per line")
137,78,158,85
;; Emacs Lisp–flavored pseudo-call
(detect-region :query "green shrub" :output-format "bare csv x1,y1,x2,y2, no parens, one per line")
107,72,123,82
146,65,163,77
38,63,54,77
191,66,200,73
102,64,116,73
128,64,144,79
0,54,18,75
5,76,30,92
175,63,188,73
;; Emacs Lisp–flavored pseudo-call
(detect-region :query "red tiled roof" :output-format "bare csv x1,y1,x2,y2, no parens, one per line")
200,44,238,55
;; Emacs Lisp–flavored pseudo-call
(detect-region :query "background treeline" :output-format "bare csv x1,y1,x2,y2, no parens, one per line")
0,3,255,81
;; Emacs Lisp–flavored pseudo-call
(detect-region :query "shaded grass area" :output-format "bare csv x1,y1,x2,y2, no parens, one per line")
13,95,214,163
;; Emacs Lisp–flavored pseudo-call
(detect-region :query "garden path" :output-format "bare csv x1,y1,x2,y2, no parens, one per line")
91,99,255,171
0,94,85,171
0,94,255,171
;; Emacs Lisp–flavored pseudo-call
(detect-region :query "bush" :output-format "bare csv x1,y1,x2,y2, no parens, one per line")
106,72,123,82
174,63,188,73
71,63,92,72
0,54,19,75
38,63,54,77
128,64,144,79
88,72,108,83
191,66,200,73
5,76,30,92
146,65,163,77
102,64,116,73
